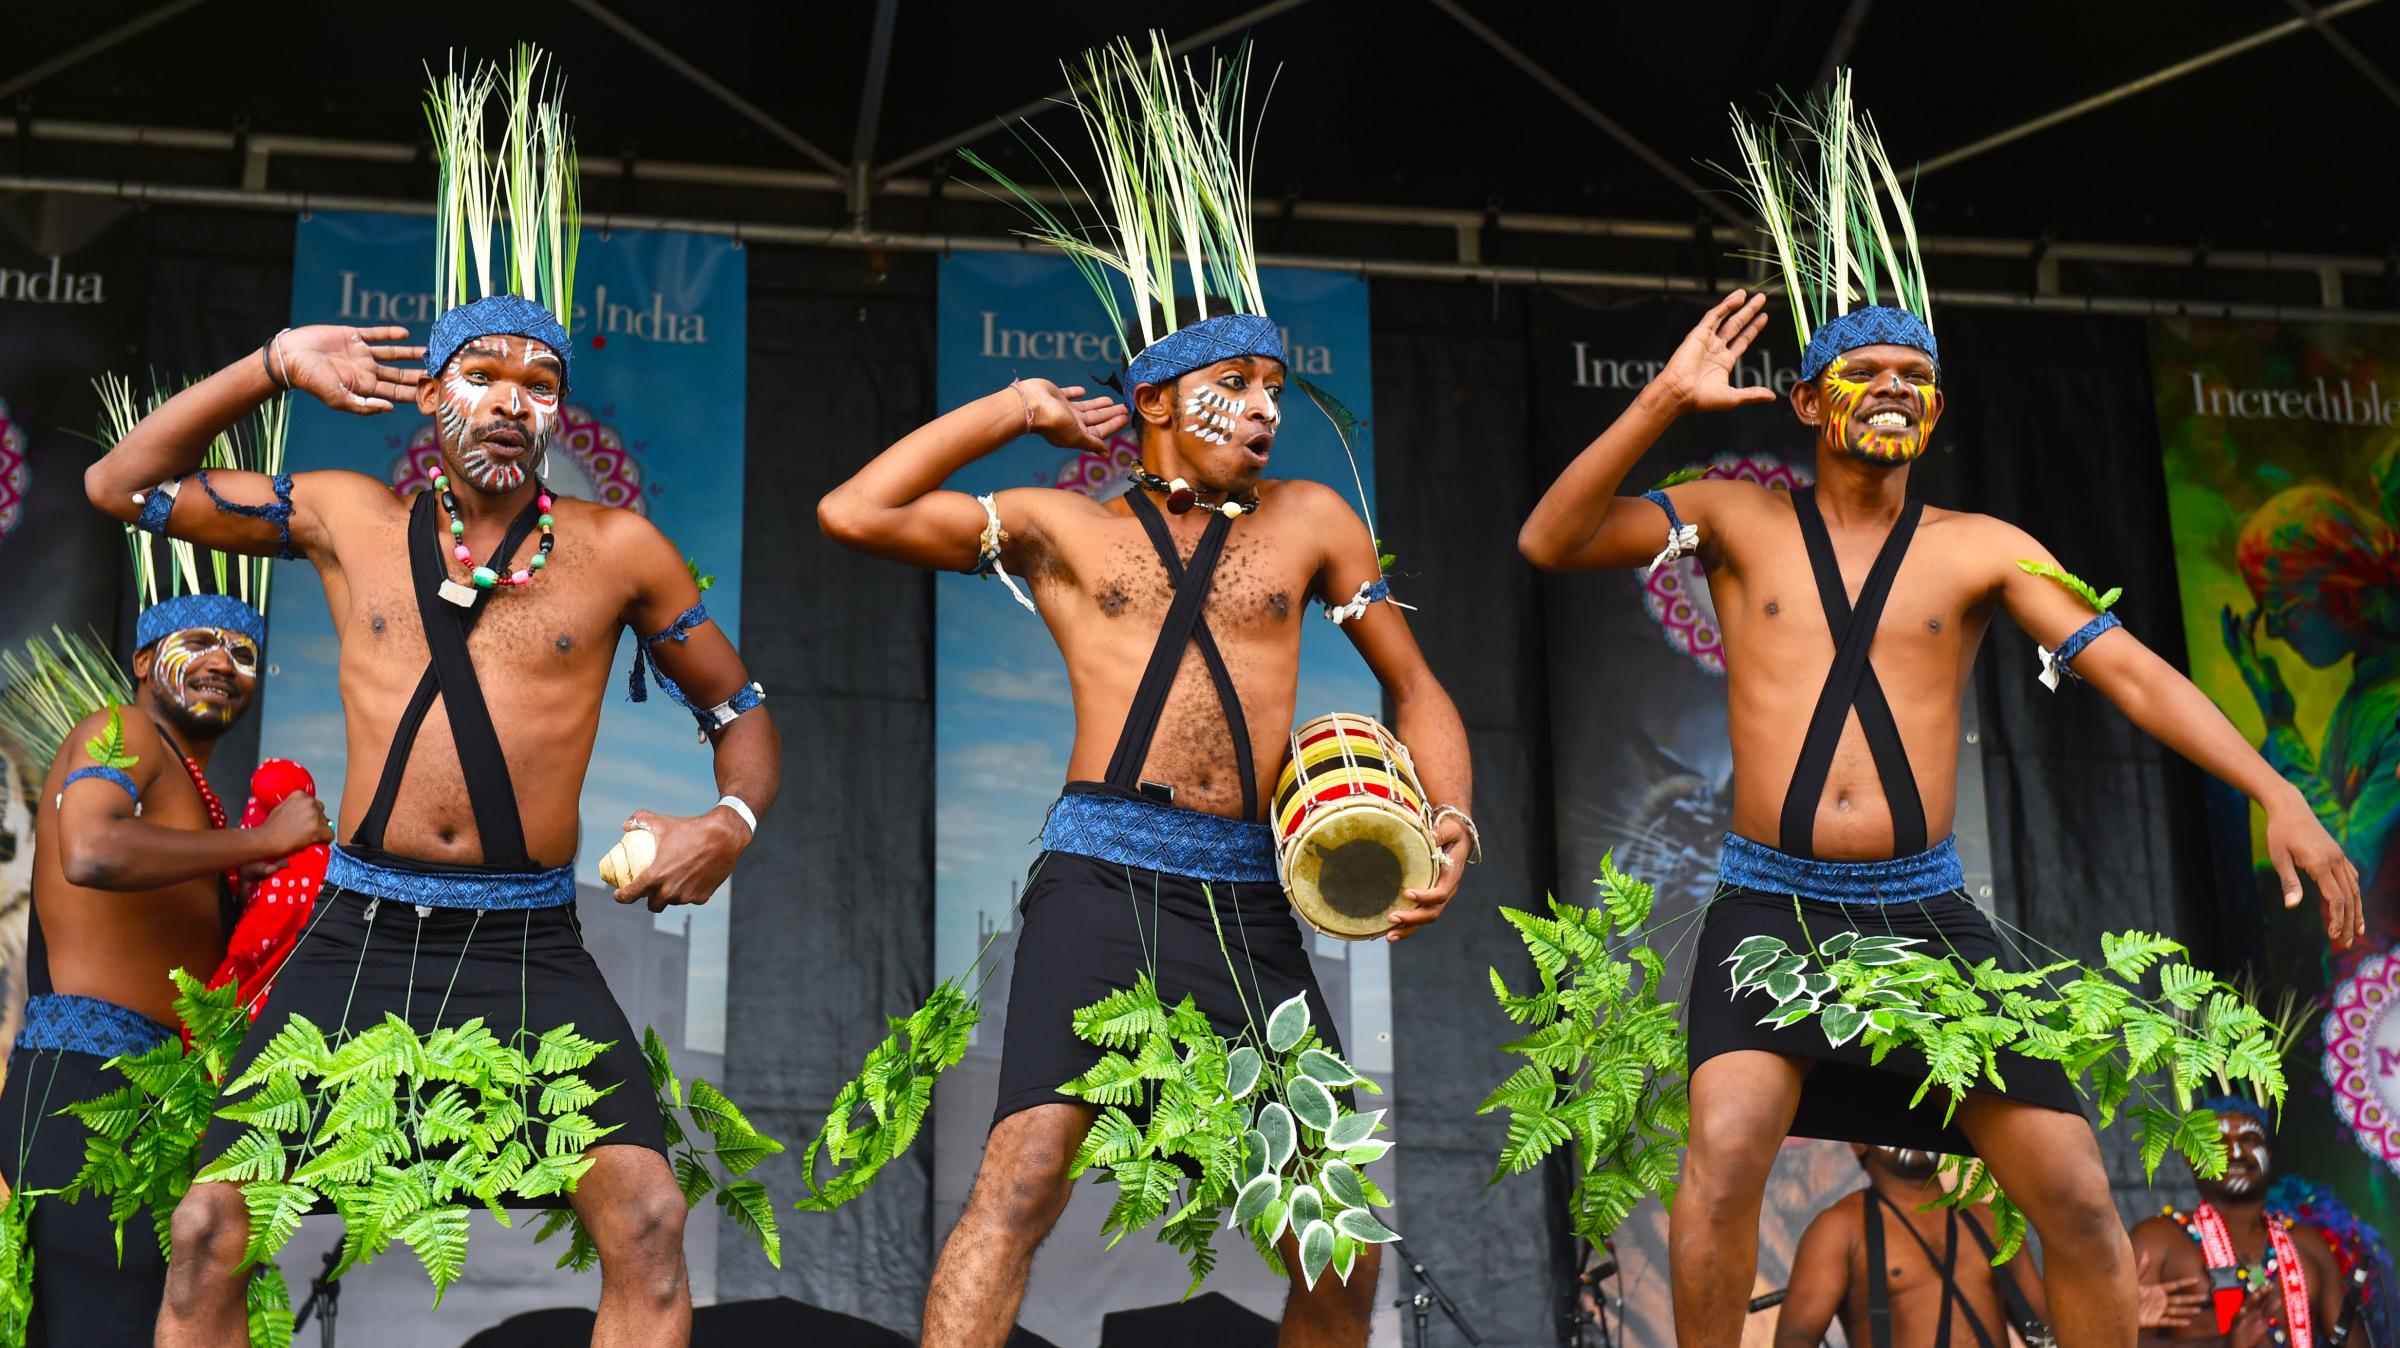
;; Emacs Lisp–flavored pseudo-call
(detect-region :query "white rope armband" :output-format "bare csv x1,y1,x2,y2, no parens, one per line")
1642,489,1699,578
973,493,1037,615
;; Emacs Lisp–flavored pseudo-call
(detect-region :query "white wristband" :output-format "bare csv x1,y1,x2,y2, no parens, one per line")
715,794,758,836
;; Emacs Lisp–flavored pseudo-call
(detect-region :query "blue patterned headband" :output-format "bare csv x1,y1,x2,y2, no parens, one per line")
425,294,574,389
2198,1093,2271,1131
1125,312,1286,391
137,593,264,649
1799,305,1939,383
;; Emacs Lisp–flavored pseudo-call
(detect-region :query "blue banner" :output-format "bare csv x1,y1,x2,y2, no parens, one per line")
931,252,1389,1336
265,212,744,1059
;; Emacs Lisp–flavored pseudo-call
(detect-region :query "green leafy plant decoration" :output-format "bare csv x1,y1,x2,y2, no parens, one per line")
2016,560,2121,614
792,971,982,1213
1482,852,1689,1244
1725,920,2278,1262
593,1026,786,1271
1650,466,1708,491
0,1190,37,1345
1061,976,1398,1296
0,626,132,769
83,703,140,771
685,558,716,594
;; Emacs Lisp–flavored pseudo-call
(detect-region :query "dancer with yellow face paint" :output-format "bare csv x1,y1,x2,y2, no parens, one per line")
1519,70,2361,1348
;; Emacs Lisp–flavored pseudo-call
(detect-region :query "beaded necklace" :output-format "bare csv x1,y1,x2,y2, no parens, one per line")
1129,469,1259,519
435,472,556,596
152,717,232,892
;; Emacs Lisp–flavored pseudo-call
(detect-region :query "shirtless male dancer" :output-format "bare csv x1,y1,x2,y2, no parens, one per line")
2130,1099,2344,1348
1518,285,2362,1348
85,311,778,1345
821,345,1474,1342
0,594,330,1344
1777,1146,2051,1348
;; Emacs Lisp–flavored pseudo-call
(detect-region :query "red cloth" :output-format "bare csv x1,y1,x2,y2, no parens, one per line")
206,758,327,1020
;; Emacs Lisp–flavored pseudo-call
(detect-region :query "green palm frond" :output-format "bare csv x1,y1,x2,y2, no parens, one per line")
425,44,577,329
0,627,131,767
1720,68,1930,347
964,32,1274,355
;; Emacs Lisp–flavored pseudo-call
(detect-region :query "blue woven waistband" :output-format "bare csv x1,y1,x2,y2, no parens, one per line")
328,844,577,910
1718,833,1964,905
15,992,176,1059
1041,791,1280,884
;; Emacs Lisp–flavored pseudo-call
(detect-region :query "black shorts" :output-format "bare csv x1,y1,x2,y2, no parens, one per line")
199,886,667,1189
993,850,1341,1127
0,1044,168,1346
1687,886,2084,1154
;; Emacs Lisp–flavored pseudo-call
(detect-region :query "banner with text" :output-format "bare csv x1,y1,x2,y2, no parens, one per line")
2152,318,2400,1269
262,212,746,1322
0,205,150,1052
933,253,1384,1341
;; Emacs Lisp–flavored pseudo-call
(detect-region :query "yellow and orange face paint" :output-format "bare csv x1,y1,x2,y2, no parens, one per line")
1815,356,1943,464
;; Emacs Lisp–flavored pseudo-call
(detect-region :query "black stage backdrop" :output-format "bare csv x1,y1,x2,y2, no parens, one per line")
0,196,2236,1343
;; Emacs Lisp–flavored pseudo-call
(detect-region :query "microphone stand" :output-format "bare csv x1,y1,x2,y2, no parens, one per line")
290,1240,343,1346
1392,1240,1483,1348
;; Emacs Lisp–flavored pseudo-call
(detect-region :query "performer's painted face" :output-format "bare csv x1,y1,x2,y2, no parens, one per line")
140,626,260,733
1143,356,1283,493
2198,1112,2273,1198
418,335,563,494
1800,345,1942,465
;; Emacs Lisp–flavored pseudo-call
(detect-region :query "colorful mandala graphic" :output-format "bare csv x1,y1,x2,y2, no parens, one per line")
1048,432,1142,500
1641,454,1812,676
0,395,27,550
390,403,646,515
2324,945,2400,1177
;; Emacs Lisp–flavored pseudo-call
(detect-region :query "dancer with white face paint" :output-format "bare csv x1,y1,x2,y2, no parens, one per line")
82,49,780,1345
2130,1099,2346,1348
1776,1145,2053,1348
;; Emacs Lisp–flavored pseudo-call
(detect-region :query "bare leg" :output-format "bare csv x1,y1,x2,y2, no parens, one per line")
156,1180,251,1346
923,1103,1094,1348
570,1144,691,1348
1672,1050,1809,1348
1955,1093,2134,1348
1278,1235,1381,1347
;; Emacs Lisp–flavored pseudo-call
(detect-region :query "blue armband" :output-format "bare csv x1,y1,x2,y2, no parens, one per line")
63,765,140,803
196,469,298,559
134,479,181,536
1644,489,1700,577
2038,611,2123,691
626,603,764,736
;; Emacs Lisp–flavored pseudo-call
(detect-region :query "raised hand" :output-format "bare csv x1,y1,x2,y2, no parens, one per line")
1654,289,1777,414
277,325,426,415
1017,378,1129,453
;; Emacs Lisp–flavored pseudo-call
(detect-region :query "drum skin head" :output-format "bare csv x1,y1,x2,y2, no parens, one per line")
1282,800,1434,940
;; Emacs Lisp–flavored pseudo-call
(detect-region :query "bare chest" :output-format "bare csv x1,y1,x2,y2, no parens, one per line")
1047,518,1310,638
330,518,627,688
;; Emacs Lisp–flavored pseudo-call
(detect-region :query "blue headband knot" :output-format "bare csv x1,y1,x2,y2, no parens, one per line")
1799,306,1939,383
1124,312,1287,391
425,294,574,388
137,593,264,649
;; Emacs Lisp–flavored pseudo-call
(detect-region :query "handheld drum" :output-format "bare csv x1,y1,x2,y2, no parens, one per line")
1271,712,1437,940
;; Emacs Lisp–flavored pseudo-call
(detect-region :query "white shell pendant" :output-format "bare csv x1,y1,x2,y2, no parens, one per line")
437,579,481,608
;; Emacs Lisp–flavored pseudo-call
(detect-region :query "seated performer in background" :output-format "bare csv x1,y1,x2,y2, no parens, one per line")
2130,1099,2344,1348
1775,1146,2050,1348
819,42,1473,1345
88,59,777,1344
1517,77,2360,1348
0,593,330,1345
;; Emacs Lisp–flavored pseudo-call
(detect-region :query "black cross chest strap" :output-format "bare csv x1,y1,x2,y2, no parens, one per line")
1101,488,1260,821
1780,486,1929,859
1863,1186,1998,1348
351,489,544,869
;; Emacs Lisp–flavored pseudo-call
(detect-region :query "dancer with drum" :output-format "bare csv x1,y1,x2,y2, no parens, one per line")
85,52,778,1345
1517,74,2362,1348
818,36,1474,1346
